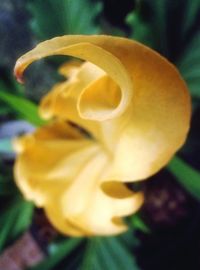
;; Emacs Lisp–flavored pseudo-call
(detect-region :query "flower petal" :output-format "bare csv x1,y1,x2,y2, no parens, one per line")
39,62,105,141
60,154,143,235
13,35,191,235
14,121,142,235
104,50,191,180
14,36,191,178
14,36,134,121
13,121,97,205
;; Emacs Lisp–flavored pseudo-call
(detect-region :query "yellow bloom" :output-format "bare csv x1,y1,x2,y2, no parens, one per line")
14,35,191,236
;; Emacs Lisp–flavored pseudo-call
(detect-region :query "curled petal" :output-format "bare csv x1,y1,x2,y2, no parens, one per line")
58,60,82,78
14,36,134,121
39,62,105,143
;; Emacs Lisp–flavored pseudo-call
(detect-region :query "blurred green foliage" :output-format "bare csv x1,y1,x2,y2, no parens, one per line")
0,90,45,126
28,0,102,39
127,0,200,100
0,0,200,269
168,156,200,200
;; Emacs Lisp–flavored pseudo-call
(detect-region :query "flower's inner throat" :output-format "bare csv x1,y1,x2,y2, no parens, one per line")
68,120,92,139
39,61,122,124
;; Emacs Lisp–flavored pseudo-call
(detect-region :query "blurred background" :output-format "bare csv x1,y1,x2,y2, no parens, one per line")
0,0,200,269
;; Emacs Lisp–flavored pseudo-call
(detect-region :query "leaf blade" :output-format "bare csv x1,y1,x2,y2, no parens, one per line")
168,156,200,200
0,91,45,126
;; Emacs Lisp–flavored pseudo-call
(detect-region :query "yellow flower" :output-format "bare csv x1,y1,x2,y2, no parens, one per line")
13,35,191,236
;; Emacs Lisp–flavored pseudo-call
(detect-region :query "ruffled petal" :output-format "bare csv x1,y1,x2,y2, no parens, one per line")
14,121,142,236
60,152,143,235
13,121,96,206
39,62,105,142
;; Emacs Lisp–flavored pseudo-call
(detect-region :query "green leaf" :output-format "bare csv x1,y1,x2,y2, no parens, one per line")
13,202,34,236
126,0,169,55
131,214,150,234
0,106,10,115
126,11,155,48
178,35,200,70
0,162,17,195
31,238,82,270
127,0,200,65
177,34,200,98
0,91,45,126
0,177,16,196
181,0,200,37
0,138,13,153
0,198,33,251
185,78,200,98
0,159,17,196
28,0,102,40
28,222,138,270
168,156,200,200
81,236,139,270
